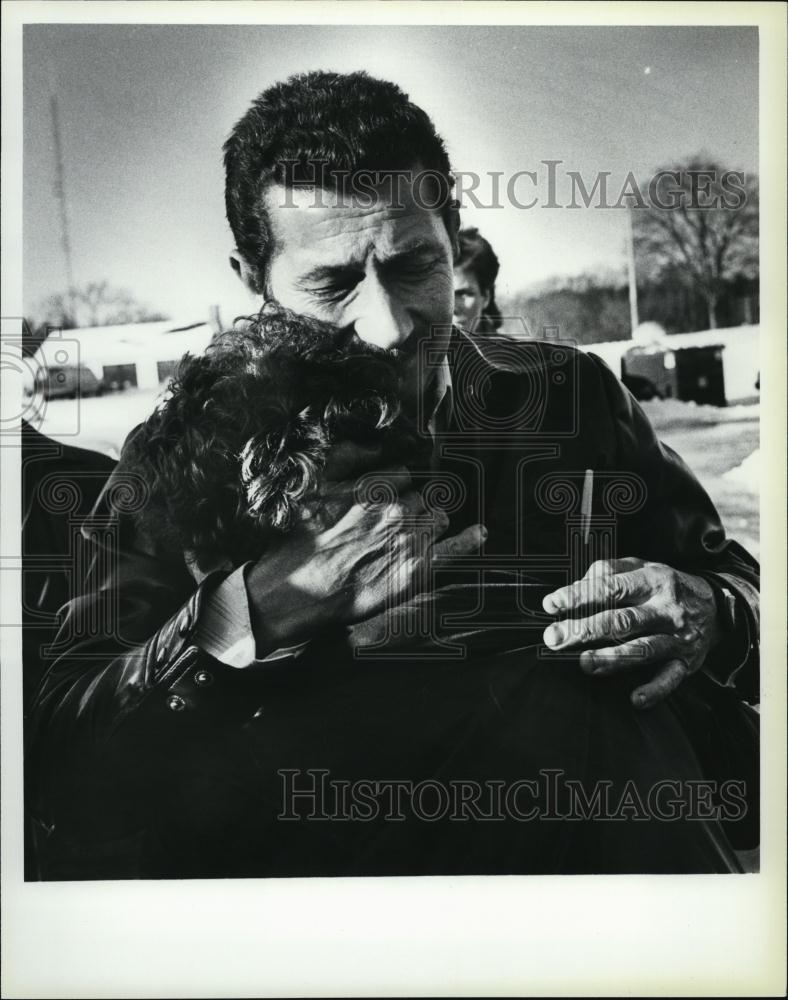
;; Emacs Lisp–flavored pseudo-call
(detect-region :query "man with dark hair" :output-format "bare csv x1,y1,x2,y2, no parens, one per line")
453,227,504,334
224,71,457,297
27,70,759,878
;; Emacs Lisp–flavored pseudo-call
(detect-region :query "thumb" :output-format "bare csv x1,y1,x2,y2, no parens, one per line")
432,523,487,561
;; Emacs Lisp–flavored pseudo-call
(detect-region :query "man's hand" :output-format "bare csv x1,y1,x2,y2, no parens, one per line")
245,465,485,657
541,557,720,710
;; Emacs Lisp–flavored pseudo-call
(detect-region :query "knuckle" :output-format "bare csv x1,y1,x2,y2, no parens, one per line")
624,642,648,665
436,534,457,555
407,529,431,558
612,608,631,637
387,500,407,521
568,583,584,607
662,570,680,603
432,509,450,535
669,603,688,631
578,620,594,645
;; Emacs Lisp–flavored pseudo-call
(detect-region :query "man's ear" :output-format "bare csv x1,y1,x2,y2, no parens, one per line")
229,250,266,297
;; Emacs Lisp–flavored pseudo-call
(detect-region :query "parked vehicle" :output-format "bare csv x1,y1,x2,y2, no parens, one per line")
621,343,727,407
34,365,104,400
621,345,676,401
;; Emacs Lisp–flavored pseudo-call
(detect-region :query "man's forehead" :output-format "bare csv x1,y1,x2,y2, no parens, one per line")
264,182,448,266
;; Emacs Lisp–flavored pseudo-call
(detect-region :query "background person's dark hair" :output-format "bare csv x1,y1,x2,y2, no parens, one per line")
456,227,503,332
224,70,457,294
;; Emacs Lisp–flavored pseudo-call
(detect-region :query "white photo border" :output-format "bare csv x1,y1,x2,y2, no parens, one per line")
2,2,785,997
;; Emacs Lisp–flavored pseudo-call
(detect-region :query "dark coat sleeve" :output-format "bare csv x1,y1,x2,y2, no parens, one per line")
587,352,759,703
25,430,271,843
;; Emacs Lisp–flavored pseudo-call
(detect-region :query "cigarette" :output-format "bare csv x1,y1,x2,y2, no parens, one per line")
581,468,593,544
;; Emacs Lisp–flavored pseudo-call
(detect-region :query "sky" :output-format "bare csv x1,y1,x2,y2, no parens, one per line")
23,24,758,325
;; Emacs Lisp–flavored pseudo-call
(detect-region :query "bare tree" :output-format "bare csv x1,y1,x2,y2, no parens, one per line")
38,281,169,329
633,158,758,329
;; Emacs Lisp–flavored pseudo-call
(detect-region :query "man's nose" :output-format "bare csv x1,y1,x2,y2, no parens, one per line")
352,277,415,351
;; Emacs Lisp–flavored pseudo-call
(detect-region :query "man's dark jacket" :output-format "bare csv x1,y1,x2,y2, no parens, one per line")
26,334,760,878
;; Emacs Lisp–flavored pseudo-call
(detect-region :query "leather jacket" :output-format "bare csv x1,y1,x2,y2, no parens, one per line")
26,335,760,877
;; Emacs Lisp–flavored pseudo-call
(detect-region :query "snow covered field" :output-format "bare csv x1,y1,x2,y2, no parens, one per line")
642,399,760,559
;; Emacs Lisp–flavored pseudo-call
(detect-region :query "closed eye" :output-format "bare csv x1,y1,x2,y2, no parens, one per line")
306,270,364,303
385,252,444,281
312,282,358,303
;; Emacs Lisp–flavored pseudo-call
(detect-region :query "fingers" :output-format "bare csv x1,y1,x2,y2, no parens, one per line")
537,556,706,711
384,492,452,546
542,561,650,616
631,659,690,710
354,465,415,507
324,487,454,575
431,523,487,561
387,522,487,606
543,602,669,651
577,633,678,676
583,557,644,577
311,468,410,529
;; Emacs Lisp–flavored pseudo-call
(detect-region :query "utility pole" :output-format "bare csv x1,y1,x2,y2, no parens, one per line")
50,91,77,321
626,205,639,336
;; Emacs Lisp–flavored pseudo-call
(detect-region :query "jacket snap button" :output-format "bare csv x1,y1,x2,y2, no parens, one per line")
167,694,186,712
194,669,213,687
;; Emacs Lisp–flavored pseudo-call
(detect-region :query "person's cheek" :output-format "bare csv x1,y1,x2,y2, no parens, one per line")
292,292,344,328
422,269,454,327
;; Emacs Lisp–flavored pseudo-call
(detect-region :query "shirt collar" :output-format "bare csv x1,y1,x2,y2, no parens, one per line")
427,354,453,436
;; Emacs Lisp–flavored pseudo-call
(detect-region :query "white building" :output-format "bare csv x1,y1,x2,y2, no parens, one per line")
29,318,216,392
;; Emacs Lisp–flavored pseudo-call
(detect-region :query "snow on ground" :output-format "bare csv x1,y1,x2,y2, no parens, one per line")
643,398,759,430
722,448,760,491
24,387,164,459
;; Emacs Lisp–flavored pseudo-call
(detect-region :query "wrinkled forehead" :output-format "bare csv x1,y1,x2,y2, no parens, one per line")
262,173,453,270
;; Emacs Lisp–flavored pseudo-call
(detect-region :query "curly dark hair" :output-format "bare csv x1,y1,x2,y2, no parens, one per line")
125,307,430,573
456,227,503,333
223,70,456,292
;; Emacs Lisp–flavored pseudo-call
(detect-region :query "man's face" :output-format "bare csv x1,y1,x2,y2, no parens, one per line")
256,176,456,403
452,264,490,333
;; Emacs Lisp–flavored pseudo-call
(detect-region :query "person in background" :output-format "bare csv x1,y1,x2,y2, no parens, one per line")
452,227,504,335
